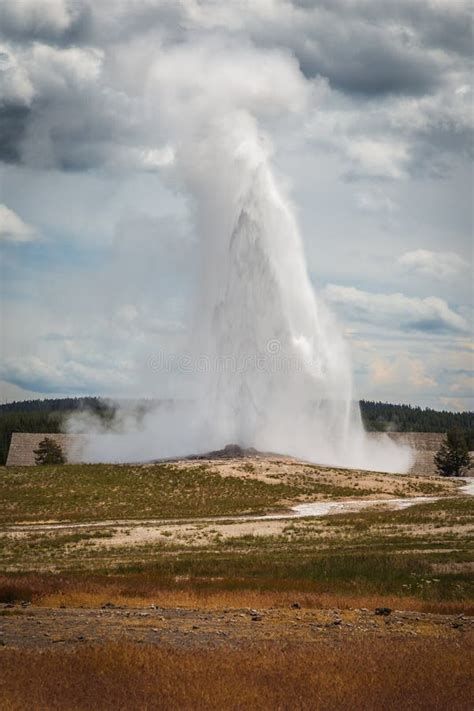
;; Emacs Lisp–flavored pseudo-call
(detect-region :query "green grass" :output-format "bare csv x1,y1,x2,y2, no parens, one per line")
323,495,474,528
0,462,392,524
0,463,296,523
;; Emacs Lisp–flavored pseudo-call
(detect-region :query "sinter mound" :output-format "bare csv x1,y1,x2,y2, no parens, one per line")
189,443,263,460
149,443,267,465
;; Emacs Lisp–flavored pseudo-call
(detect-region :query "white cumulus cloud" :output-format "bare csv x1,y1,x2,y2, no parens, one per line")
324,284,468,333
371,356,437,388
398,249,470,279
0,204,36,242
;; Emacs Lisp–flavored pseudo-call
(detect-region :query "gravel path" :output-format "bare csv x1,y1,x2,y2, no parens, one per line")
0,604,472,649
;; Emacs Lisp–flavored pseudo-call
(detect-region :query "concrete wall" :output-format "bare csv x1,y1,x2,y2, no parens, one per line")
6,433,88,466
5,430,471,475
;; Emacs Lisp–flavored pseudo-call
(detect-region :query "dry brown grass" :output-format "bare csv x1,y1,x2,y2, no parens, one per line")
36,590,473,616
1,638,472,711
2,573,473,615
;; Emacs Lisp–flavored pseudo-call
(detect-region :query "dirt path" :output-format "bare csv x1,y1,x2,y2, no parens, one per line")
0,604,471,650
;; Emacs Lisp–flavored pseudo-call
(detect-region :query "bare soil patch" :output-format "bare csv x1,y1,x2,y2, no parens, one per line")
0,603,472,650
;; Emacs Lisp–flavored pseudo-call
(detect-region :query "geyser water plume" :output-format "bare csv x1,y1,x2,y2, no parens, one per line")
190,114,353,453
176,112,411,471
79,112,411,473
77,42,412,473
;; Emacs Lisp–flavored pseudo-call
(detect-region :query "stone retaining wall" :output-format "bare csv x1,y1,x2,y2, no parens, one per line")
5,431,472,476
6,433,88,466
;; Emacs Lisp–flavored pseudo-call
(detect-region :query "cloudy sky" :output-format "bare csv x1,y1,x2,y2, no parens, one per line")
0,0,472,410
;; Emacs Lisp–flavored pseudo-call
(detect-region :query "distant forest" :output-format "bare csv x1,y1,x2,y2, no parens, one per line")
1,396,473,465
359,400,474,435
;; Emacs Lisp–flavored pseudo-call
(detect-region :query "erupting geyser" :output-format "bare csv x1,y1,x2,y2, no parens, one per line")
182,114,411,472
78,45,412,473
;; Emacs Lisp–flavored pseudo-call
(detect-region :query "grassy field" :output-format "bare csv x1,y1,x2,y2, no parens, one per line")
0,458,472,710
1,494,473,606
0,462,372,524
0,459,458,523
0,462,297,522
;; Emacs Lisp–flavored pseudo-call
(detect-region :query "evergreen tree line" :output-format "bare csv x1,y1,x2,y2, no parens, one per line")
360,400,474,438
0,397,115,415
0,397,472,465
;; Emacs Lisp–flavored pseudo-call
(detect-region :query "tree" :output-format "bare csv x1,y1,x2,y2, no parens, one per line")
34,437,66,465
434,428,472,477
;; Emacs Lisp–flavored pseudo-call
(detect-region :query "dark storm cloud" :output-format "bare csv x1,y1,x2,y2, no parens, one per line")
419,10,473,57
0,103,30,163
380,0,473,57
291,0,472,56
0,37,145,171
0,0,92,47
0,0,471,173
296,41,440,96
260,0,471,96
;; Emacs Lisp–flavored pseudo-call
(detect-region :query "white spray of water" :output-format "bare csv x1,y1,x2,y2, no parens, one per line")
75,42,412,473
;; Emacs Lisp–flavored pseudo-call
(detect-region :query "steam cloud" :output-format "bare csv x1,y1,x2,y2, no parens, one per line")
71,38,412,473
